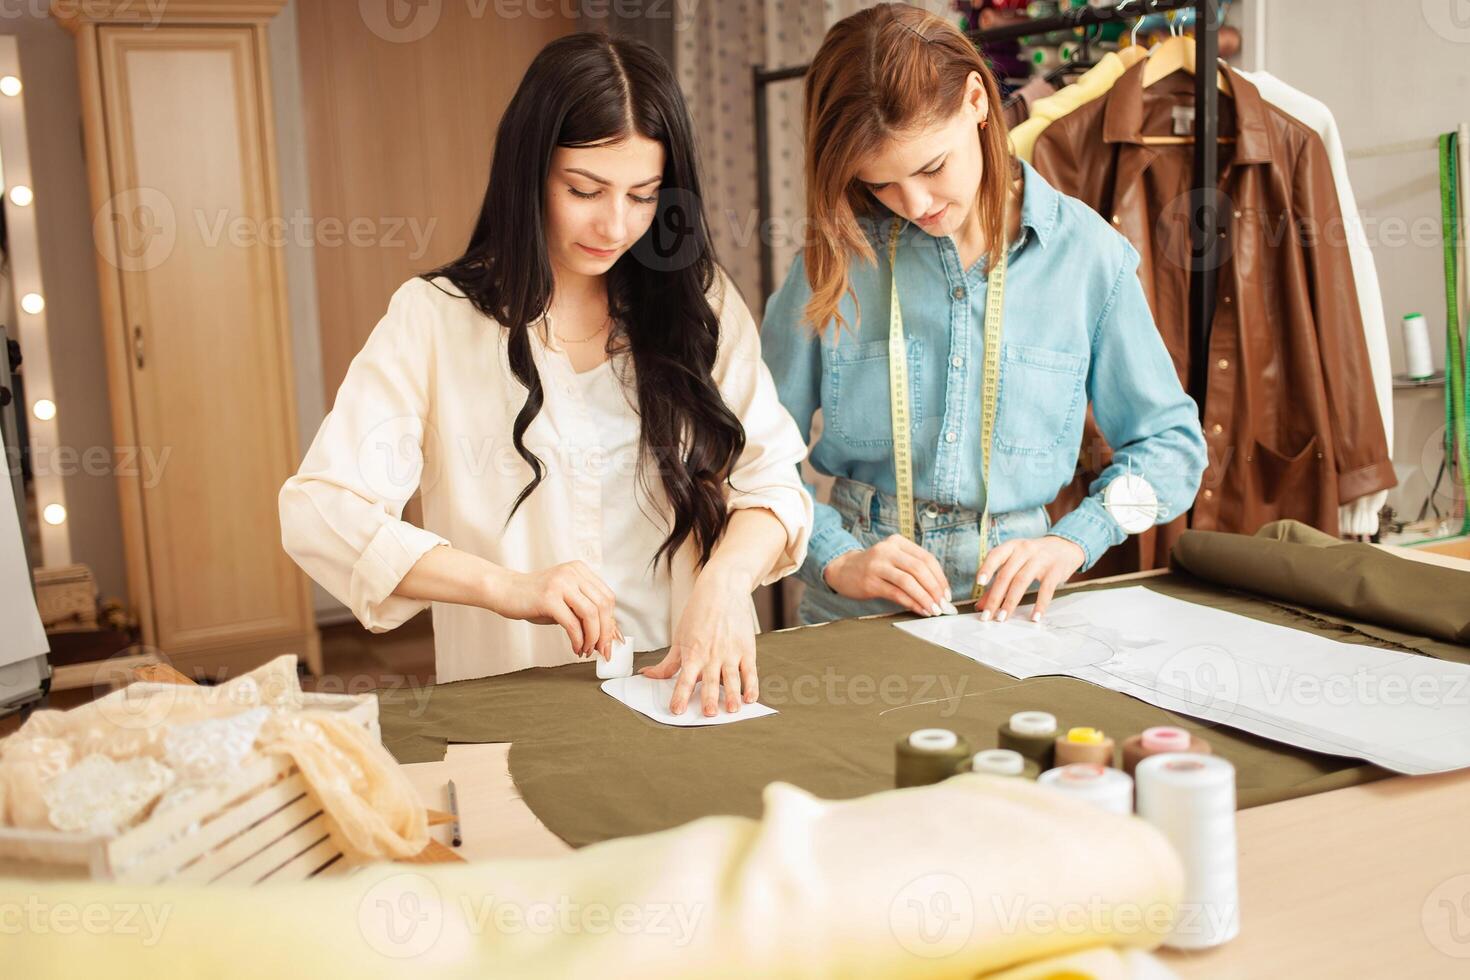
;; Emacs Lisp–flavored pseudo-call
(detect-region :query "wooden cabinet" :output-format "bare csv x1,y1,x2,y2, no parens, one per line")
56,1,320,676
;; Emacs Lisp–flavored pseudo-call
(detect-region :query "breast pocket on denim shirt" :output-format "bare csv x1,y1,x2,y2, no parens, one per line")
994,342,1088,455
825,337,924,449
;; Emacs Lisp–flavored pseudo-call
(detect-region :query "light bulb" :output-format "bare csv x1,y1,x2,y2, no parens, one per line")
8,185,32,207
0,76,20,97
32,399,55,421
43,503,67,526
20,293,43,314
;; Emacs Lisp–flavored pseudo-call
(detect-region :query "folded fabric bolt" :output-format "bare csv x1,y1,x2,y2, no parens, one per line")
2,774,1183,979
1171,520,1470,646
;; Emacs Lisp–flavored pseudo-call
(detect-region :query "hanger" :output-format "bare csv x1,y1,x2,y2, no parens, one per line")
1138,13,1234,146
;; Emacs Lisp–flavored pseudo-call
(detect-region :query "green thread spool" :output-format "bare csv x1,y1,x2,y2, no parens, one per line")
966,749,1041,780
895,728,972,788
997,711,1059,769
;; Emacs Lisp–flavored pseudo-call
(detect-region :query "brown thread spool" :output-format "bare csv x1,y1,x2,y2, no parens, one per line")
895,728,972,788
966,749,1041,780
1054,726,1115,767
1122,726,1213,776
997,711,1059,770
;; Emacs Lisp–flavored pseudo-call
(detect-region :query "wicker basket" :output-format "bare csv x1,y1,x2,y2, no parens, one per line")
0,685,379,883
33,563,99,632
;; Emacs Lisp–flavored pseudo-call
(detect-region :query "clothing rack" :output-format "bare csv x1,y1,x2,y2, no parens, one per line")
752,0,1223,409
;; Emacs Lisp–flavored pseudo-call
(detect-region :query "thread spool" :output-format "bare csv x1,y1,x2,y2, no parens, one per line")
1135,753,1240,950
998,711,1059,769
1122,726,1212,776
1054,726,1115,767
1402,313,1435,380
595,637,635,679
895,729,972,789
1036,763,1134,814
1023,45,1061,71
966,749,1041,780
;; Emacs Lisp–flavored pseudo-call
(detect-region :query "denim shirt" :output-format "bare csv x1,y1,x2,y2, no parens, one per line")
760,160,1207,589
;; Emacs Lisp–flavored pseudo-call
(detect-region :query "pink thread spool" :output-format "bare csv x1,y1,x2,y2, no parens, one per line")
1122,726,1212,776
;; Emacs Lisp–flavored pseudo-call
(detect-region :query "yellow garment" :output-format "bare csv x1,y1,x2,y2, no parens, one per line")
3,774,1182,979
1010,46,1148,161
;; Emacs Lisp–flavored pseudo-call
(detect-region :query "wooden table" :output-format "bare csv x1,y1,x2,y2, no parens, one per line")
400,547,1470,976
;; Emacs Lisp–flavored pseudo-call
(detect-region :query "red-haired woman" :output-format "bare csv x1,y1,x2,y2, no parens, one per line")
762,3,1206,626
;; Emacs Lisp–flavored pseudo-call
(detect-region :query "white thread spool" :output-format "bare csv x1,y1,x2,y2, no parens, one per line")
596,637,635,679
1036,763,1134,814
1135,753,1240,950
908,728,959,751
1009,711,1057,737
970,749,1026,776
1402,313,1435,380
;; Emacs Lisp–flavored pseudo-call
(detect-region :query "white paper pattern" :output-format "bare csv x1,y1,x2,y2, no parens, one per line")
896,587,1470,775
600,674,778,728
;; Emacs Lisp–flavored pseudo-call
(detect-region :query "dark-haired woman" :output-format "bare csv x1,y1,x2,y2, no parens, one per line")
280,34,812,717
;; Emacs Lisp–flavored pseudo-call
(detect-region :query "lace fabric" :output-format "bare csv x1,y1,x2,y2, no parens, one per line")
0,656,426,862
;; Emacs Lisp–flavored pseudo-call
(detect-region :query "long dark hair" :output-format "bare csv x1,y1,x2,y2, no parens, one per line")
424,33,745,570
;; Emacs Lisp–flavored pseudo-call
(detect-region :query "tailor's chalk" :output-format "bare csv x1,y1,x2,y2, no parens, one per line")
596,636,635,679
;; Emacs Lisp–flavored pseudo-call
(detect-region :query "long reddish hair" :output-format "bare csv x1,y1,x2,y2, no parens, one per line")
802,3,1014,335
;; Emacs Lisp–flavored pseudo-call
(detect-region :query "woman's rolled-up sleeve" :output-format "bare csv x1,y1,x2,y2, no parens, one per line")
1048,242,1207,570
710,268,815,584
279,279,449,631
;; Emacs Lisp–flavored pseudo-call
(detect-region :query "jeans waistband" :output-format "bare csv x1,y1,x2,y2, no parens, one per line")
829,477,1049,540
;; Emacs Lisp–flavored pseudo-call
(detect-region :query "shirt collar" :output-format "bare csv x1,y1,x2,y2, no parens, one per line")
1016,158,1060,249
1101,57,1273,165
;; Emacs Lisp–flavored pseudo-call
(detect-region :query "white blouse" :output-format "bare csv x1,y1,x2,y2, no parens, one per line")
279,270,813,683
566,352,671,651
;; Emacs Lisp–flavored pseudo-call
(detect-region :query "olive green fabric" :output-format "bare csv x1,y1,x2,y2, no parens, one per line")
1172,520,1470,649
378,551,1469,848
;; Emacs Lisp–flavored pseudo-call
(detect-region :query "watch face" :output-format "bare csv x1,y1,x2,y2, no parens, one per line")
1104,473,1159,534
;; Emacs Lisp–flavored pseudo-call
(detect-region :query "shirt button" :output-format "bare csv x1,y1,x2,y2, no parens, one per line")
944,431,957,443
1211,423,1223,435
1217,358,1230,371
952,286,965,300
951,355,964,368
1233,210,1243,219
1222,295,1232,304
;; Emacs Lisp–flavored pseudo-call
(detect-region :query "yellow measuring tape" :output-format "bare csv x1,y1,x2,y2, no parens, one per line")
886,216,1008,602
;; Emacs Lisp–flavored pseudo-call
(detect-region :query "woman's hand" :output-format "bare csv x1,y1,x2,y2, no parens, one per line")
641,566,758,717
482,561,621,661
823,534,954,617
975,535,1086,623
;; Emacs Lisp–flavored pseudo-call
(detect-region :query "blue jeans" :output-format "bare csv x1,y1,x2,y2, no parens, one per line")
797,477,1052,626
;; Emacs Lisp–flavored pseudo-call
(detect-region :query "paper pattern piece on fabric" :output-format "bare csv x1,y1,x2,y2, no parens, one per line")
896,587,1470,775
600,674,778,727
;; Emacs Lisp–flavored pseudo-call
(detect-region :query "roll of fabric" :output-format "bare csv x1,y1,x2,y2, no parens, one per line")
1171,521,1470,645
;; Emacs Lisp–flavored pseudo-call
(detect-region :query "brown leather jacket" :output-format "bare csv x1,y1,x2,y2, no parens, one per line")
1033,61,1394,571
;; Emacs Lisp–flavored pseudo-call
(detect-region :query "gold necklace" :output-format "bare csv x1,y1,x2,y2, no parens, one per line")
552,312,612,345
